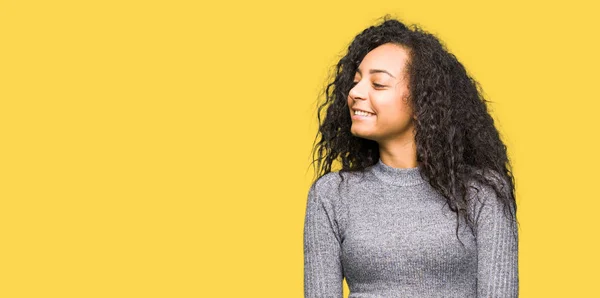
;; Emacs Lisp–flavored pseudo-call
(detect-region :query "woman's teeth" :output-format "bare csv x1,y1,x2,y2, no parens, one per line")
354,110,374,116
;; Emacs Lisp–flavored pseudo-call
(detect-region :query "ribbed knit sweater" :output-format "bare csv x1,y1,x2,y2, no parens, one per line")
303,158,518,297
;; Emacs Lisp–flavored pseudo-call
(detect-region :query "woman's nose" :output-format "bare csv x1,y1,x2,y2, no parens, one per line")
349,83,366,100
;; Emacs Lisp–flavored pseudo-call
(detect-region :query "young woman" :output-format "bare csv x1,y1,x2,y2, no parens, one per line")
304,15,519,298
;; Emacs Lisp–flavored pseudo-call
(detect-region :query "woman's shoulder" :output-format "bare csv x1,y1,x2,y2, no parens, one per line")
465,168,511,198
309,169,365,194
308,170,368,205
309,171,343,194
464,168,515,219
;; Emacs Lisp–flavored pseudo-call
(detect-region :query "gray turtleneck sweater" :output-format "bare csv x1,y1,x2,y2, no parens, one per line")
303,159,518,297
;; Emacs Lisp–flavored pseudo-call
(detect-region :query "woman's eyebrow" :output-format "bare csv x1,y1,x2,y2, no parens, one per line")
356,68,396,78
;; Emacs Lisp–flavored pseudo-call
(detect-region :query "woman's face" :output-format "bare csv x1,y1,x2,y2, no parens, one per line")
347,43,415,144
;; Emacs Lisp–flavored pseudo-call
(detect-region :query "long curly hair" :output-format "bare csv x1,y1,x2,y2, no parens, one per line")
309,15,518,243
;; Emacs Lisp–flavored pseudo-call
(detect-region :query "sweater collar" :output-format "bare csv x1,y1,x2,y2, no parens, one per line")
370,158,427,186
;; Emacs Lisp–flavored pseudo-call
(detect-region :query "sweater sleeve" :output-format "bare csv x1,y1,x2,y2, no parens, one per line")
303,182,343,298
471,182,519,298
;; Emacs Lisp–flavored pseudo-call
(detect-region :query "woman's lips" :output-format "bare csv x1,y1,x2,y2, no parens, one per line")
351,113,375,120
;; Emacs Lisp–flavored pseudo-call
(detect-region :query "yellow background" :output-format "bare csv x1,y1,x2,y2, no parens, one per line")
1,0,599,297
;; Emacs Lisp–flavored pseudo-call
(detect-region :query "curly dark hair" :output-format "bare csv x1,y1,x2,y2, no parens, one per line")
309,14,518,243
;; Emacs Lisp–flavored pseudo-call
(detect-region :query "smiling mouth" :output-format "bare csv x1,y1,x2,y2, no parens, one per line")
353,110,375,117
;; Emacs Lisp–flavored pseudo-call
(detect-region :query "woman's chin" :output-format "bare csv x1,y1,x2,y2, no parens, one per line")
350,129,375,140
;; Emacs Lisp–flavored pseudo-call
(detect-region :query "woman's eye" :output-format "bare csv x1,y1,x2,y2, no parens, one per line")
351,81,385,88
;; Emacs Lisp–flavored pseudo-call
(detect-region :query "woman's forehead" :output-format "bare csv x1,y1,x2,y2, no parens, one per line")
358,44,409,77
